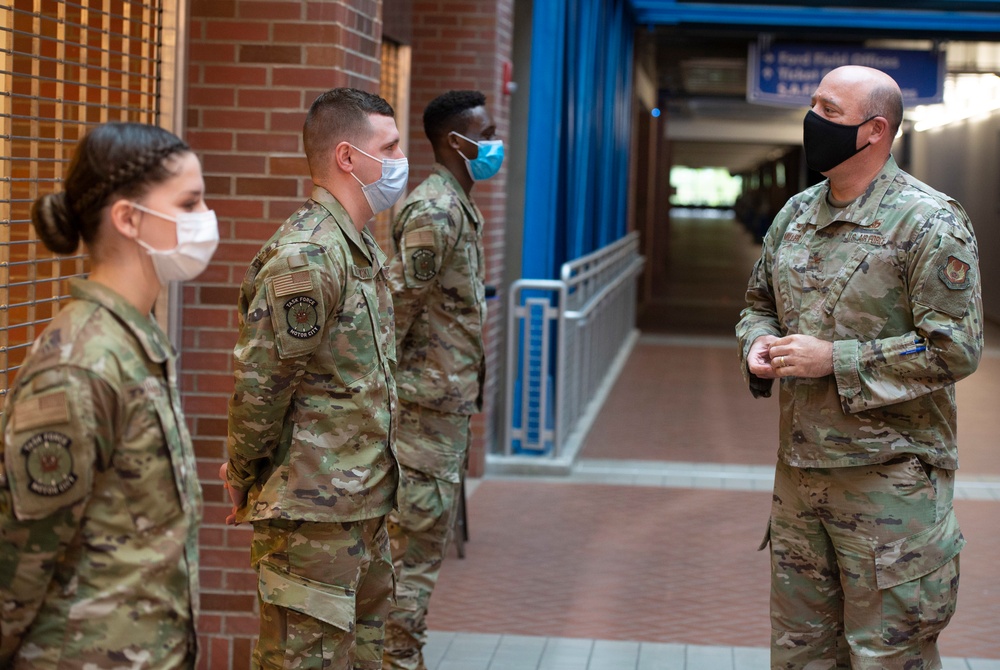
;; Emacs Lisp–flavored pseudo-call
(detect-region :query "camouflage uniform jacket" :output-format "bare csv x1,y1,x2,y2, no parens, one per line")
389,165,486,416
0,279,201,667
227,187,398,524
736,156,983,469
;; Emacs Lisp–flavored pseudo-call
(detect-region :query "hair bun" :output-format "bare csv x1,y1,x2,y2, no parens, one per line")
31,191,81,255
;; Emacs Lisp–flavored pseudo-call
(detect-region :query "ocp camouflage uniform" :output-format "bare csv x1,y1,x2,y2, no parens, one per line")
736,156,983,670
227,187,398,670
382,166,486,670
0,279,201,668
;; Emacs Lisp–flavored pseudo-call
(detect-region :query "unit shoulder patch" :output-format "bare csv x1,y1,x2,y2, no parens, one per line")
939,255,972,290
412,248,437,281
21,431,77,496
285,295,321,339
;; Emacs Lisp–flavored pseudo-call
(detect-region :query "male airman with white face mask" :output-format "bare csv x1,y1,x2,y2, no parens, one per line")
224,88,405,670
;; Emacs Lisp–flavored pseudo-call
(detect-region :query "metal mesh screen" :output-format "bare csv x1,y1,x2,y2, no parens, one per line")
0,0,163,398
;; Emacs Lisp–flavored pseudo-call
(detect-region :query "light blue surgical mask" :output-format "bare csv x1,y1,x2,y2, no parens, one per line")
451,132,504,181
349,144,409,215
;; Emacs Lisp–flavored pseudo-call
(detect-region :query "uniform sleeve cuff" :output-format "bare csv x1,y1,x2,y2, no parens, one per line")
833,339,861,404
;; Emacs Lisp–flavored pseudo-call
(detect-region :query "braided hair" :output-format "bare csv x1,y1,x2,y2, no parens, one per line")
32,123,190,255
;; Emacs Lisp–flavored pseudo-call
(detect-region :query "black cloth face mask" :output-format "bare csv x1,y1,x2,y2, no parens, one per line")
803,110,877,172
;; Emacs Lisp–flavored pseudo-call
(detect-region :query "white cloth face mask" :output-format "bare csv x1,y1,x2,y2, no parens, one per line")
131,202,220,283
349,144,409,215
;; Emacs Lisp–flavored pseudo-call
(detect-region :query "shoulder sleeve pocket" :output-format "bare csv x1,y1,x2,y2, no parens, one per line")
266,270,327,360
919,254,976,318
401,226,444,288
4,374,94,520
914,231,978,319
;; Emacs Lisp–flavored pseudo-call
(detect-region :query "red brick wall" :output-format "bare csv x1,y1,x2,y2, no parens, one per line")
184,1,384,666
405,0,515,476
183,1,514,664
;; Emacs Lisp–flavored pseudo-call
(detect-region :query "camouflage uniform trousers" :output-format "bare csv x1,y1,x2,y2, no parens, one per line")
250,517,394,670
382,403,470,670
767,455,963,670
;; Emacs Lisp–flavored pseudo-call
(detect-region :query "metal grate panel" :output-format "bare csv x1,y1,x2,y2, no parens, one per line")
0,0,163,399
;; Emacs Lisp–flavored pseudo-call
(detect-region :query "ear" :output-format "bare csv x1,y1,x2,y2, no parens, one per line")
107,198,139,239
869,117,891,145
334,141,354,174
446,131,464,152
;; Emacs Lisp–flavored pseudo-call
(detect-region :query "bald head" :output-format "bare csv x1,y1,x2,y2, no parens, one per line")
818,66,904,136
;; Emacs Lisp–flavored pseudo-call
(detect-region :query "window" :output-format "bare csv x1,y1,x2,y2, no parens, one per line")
372,37,411,247
0,0,170,401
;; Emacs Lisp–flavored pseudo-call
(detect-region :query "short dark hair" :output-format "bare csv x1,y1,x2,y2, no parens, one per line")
864,83,904,136
423,90,487,146
303,88,395,178
31,122,189,255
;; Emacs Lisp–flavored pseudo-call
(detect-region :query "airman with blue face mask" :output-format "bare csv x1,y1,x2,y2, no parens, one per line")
383,90,503,670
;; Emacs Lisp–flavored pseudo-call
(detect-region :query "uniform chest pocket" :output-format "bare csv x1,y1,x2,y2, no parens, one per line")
819,248,899,341
331,280,381,385
115,382,185,532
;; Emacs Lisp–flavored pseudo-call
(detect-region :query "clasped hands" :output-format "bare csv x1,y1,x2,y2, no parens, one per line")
747,333,834,379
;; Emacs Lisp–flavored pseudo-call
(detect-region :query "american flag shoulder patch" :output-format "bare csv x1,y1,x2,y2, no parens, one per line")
272,270,313,297
13,390,70,432
405,228,435,248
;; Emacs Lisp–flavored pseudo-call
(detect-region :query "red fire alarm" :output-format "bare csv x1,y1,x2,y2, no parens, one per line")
502,60,517,95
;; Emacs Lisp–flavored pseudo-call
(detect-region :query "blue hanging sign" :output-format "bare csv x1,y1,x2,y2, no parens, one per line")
748,43,945,107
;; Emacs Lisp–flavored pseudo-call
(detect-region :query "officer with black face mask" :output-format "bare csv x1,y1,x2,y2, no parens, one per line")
802,108,879,173
737,65,983,669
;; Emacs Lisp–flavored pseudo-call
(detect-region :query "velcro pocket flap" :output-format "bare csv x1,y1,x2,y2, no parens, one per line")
874,509,965,590
258,559,355,631
395,439,464,484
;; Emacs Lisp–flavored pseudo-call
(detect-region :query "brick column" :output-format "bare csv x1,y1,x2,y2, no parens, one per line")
406,0,515,476
184,2,383,666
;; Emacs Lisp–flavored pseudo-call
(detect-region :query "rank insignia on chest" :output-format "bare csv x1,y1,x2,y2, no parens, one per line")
285,295,321,339
412,248,437,281
22,431,76,496
939,255,972,289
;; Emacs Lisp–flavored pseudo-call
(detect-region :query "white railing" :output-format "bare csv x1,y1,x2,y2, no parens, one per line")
495,232,644,473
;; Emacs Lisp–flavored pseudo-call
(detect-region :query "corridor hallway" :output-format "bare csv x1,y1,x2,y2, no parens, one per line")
423,212,1000,669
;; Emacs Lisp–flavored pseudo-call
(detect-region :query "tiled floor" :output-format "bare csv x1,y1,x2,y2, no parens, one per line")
423,214,1000,669
423,632,1000,670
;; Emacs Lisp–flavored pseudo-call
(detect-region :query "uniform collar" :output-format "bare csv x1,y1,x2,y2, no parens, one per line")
818,155,899,229
69,278,170,363
431,164,483,229
310,185,375,263
310,185,383,272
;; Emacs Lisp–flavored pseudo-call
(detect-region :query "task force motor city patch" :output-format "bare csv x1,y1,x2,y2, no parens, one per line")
285,295,321,339
22,431,77,496
412,248,437,281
